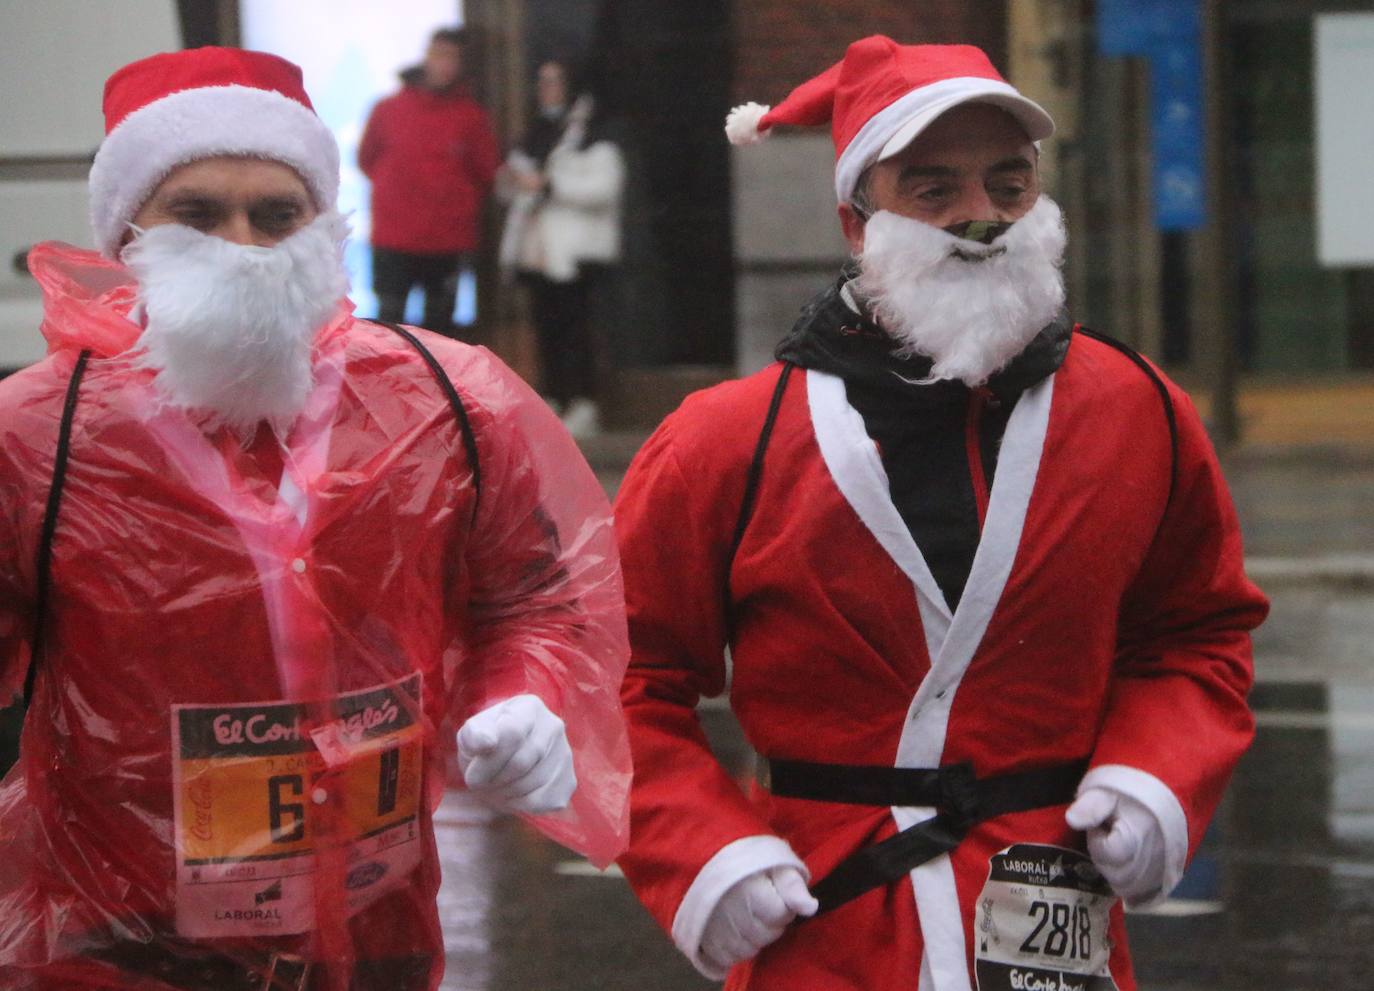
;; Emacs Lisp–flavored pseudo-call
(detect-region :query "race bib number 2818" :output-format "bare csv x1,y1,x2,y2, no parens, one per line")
974,844,1120,991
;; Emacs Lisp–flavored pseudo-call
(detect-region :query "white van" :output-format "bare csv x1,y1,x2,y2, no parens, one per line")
0,2,179,372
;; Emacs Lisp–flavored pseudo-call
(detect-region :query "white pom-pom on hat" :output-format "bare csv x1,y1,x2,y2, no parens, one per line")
725,102,772,145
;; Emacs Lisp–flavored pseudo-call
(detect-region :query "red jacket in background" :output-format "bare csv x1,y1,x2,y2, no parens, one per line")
359,83,500,255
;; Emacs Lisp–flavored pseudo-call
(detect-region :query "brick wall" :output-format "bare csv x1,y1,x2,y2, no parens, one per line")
731,0,1008,104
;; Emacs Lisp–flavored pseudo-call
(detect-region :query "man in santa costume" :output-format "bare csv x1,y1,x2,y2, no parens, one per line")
614,36,1267,991
0,47,630,990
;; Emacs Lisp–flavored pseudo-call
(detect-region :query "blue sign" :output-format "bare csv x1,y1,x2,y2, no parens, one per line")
1097,0,1158,56
1097,0,1207,230
1150,31,1206,230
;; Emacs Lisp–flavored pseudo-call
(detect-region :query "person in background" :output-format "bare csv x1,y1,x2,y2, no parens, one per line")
612,36,1267,990
359,27,500,337
0,47,630,990
498,59,625,438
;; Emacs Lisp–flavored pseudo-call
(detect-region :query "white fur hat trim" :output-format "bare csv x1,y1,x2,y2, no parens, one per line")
88,84,340,257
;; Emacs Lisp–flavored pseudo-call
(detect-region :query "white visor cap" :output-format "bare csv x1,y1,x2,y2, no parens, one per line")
878,78,1056,162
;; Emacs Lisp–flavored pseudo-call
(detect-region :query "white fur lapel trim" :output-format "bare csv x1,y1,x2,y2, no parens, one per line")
808,367,1056,991
806,368,951,662
899,372,1056,758
893,373,1054,991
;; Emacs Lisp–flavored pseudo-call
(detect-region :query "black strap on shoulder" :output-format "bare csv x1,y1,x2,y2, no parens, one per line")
768,756,1088,915
375,322,482,524
24,349,91,708
1074,326,1179,509
725,361,794,595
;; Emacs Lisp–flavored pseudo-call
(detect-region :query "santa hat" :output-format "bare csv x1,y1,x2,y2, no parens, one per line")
88,46,339,257
726,37,1054,205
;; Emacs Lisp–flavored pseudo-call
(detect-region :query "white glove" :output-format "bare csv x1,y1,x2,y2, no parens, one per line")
456,694,576,814
699,866,818,974
1066,787,1168,905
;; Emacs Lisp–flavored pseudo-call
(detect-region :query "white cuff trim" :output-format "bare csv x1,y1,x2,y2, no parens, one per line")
1078,763,1189,908
670,834,808,980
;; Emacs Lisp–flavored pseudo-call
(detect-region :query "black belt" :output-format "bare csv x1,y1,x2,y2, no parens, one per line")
769,757,1089,914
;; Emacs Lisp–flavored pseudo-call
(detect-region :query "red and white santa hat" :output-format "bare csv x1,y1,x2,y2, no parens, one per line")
88,46,339,257
726,36,1054,205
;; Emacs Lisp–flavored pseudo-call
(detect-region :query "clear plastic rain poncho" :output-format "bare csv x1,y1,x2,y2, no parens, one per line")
0,242,631,990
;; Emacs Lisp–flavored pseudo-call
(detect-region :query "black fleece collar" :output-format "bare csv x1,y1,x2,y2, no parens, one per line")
774,273,1072,407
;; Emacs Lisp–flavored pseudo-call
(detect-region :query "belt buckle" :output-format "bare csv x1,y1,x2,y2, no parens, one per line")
938,762,980,827
261,952,311,991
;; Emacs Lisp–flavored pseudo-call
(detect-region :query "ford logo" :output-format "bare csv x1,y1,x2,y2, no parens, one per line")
345,861,388,890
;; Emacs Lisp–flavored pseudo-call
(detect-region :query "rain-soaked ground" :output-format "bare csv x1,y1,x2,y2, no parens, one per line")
431,450,1374,990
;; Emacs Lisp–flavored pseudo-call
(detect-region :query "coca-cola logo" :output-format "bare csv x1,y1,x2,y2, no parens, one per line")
188,778,213,841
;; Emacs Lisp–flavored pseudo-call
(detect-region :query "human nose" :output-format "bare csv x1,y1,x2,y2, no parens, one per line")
214,210,257,247
951,185,1002,224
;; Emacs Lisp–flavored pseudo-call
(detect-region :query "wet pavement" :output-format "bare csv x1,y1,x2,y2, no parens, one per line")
427,445,1374,990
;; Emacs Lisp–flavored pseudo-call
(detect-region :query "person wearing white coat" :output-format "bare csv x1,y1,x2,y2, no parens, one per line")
499,61,625,437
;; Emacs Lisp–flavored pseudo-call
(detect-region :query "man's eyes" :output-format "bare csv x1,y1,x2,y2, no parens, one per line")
172,206,220,230
254,206,303,232
166,202,305,233
901,180,1033,206
904,184,1029,205
913,185,954,203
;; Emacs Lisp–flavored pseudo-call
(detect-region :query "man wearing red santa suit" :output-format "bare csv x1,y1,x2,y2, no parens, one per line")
0,48,630,990
614,37,1267,991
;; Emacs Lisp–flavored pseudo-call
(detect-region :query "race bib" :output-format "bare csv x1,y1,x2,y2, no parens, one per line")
974,843,1120,991
170,674,425,938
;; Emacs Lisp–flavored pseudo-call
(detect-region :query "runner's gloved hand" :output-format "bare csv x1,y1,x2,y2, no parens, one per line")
1066,787,1167,905
700,866,818,974
457,694,576,814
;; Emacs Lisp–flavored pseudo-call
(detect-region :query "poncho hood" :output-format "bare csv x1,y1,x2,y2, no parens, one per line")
26,241,142,358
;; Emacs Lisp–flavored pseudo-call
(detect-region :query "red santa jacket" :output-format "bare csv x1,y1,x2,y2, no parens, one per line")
358,82,500,254
614,336,1266,991
0,243,630,989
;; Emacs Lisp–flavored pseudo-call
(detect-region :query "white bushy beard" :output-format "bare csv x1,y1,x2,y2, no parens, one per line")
855,195,1067,386
122,211,351,436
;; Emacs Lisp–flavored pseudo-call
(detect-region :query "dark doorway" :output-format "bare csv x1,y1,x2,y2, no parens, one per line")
586,0,736,368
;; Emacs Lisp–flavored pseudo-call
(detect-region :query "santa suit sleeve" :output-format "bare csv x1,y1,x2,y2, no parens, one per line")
447,346,631,867
614,401,807,975
1082,381,1268,899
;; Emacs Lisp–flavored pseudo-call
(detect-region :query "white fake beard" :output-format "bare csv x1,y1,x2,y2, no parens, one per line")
123,211,351,436
856,195,1067,386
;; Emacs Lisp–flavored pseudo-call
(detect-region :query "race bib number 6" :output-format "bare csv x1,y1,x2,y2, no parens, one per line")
170,674,425,938
974,844,1120,991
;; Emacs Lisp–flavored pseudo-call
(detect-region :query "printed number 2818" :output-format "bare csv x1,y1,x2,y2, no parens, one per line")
1018,900,1091,960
